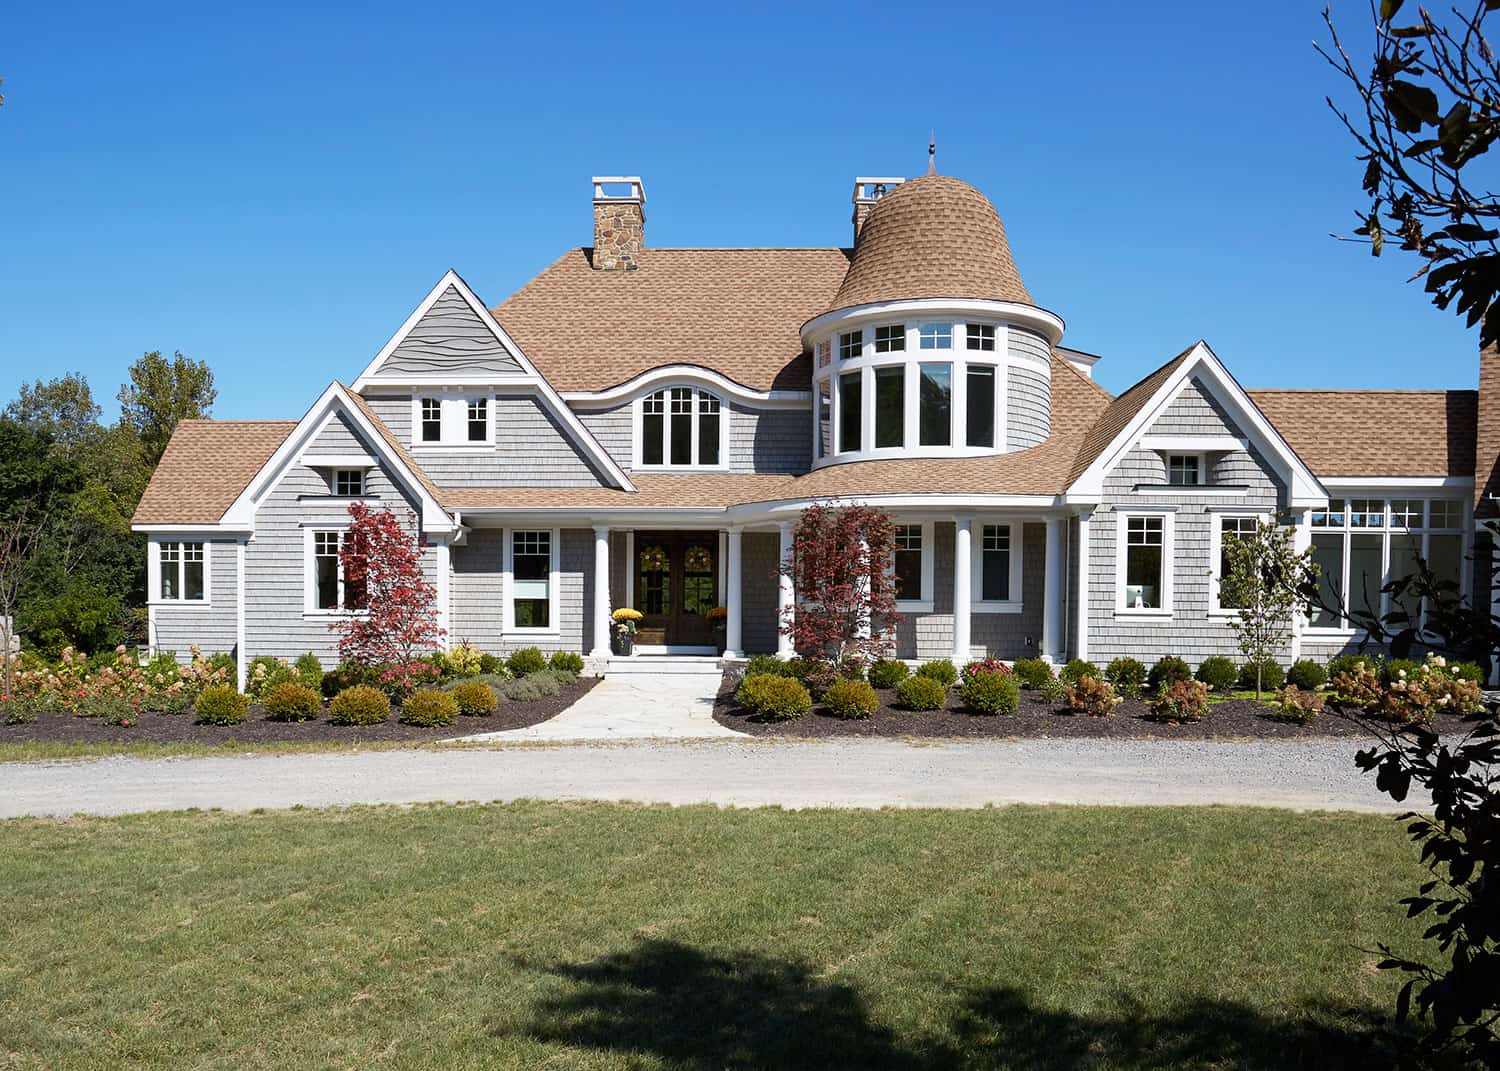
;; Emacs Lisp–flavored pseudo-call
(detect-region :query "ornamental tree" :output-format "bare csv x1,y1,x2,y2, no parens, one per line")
780,503,897,664
331,502,444,694
1219,520,1315,700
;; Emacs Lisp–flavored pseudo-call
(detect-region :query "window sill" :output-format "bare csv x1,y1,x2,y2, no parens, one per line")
1115,609,1173,619
1131,484,1250,496
507,628,560,637
302,610,370,620
410,444,495,453
148,600,211,608
1302,627,1359,637
973,601,1023,614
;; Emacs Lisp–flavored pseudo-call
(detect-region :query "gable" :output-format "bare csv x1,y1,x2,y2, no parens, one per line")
372,285,523,380
1154,377,1244,438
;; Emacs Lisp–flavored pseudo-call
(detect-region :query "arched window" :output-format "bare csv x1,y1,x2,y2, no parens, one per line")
640,387,723,467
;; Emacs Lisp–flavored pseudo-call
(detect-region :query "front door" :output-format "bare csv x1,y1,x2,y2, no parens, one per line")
633,532,719,648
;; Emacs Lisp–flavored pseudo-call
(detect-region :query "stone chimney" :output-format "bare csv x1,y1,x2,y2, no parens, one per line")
592,176,646,271
1478,341,1500,518
851,177,903,245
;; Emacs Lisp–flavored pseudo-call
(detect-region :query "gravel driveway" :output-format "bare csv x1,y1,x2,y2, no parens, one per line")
0,736,1415,817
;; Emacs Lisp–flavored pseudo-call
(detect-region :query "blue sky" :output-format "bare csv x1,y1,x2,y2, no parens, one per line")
0,2,1475,420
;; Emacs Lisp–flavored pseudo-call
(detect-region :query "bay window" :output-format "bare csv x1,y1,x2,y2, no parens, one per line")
839,330,863,360
508,529,555,631
918,364,952,446
874,366,904,448
157,541,206,602
1119,513,1169,612
639,387,724,468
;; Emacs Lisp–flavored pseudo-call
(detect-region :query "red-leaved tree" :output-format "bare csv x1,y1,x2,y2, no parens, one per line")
332,503,444,694
780,503,898,664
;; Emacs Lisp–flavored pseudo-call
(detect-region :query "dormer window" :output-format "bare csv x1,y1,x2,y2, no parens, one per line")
639,386,725,468
420,398,442,442
874,324,905,352
1167,454,1203,486
918,322,953,350
966,324,996,351
334,469,365,497
467,398,488,442
412,394,492,446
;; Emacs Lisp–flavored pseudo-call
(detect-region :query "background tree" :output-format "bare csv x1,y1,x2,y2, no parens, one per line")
780,503,898,664
1218,520,1316,698
117,350,216,465
4,373,102,446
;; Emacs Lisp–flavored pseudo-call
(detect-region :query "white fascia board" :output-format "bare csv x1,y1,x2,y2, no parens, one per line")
220,382,455,533
1067,341,1328,507
132,524,254,536
351,269,634,492
1138,434,1249,452
1322,476,1475,491
561,366,811,408
297,453,378,468
801,297,1066,346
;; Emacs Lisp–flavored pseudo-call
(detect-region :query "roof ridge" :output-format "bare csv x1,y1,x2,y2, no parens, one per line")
1246,387,1474,395
1053,351,1113,403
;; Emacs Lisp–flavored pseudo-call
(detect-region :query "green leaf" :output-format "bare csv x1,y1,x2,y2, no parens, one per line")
1380,0,1405,20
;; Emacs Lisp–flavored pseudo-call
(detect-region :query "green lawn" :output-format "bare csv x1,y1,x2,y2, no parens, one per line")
0,803,1433,1070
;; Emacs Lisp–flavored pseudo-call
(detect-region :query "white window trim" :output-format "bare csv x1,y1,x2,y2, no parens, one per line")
889,520,935,613
1208,512,1270,616
333,469,366,497
972,519,1025,614
148,539,211,607
502,526,561,636
302,527,369,618
409,392,495,449
1165,452,1205,486
631,386,730,471
1115,510,1175,617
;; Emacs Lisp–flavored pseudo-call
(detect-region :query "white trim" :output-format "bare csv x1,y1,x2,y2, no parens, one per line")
235,540,247,692
148,538,212,607
590,524,611,659
1042,516,1065,658
351,271,633,492
1115,509,1175,617
134,524,252,535
890,519,936,613
971,519,1026,614
302,526,365,617
434,536,451,650
1207,511,1271,616
952,514,973,661
1074,510,1092,662
1164,452,1206,486
802,297,1065,347
563,366,810,408
626,530,637,610
1067,342,1328,508
1323,476,1476,491
1132,485,1250,497
724,525,744,659
502,526,561,637
1139,434,1248,453
298,453,377,468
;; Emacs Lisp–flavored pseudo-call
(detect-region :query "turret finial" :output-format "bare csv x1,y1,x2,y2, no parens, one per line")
927,133,936,175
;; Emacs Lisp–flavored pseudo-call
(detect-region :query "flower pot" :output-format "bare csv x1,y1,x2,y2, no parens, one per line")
612,632,634,657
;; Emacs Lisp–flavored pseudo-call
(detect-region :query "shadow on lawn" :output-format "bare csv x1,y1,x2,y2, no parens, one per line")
499,938,1403,1070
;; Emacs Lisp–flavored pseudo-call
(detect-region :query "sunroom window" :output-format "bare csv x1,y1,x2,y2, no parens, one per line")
816,381,831,460
158,541,205,602
640,387,722,467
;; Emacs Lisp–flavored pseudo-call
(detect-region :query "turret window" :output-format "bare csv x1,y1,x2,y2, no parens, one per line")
918,323,953,350
639,386,725,468
918,364,952,446
966,366,995,448
966,324,996,351
874,367,904,449
838,330,863,360
839,372,862,452
874,324,905,352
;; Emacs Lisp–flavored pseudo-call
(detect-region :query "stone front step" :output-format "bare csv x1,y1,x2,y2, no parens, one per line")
604,655,726,677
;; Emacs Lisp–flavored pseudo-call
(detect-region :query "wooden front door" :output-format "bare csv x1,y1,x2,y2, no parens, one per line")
633,532,719,648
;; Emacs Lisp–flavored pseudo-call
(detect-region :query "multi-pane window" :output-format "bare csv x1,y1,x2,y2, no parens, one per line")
158,541,205,602
1215,516,1260,611
640,387,722,467
966,324,996,351
1309,497,1467,630
816,380,831,460
838,371,862,453
511,530,552,629
918,364,952,446
420,398,442,442
838,330,863,360
966,366,995,448
467,398,488,442
1123,515,1165,610
980,525,1011,602
918,323,953,350
893,525,923,601
311,532,364,611
334,469,364,497
874,366,904,449
874,324,905,353
1167,454,1201,486
817,340,831,368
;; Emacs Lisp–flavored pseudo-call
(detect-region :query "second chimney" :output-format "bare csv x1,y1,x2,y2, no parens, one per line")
592,176,646,271
851,176,904,244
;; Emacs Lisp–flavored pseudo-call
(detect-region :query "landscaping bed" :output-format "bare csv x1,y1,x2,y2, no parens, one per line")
713,672,1475,740
0,675,598,749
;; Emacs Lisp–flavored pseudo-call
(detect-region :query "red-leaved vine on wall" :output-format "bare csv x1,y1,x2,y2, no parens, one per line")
780,502,897,664
331,502,444,694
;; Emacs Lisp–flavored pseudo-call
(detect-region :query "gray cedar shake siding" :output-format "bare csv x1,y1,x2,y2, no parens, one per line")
1084,377,1293,668
449,528,596,655
1005,327,1052,450
368,285,524,379
365,394,611,487
244,413,439,664
149,537,240,659
576,400,812,474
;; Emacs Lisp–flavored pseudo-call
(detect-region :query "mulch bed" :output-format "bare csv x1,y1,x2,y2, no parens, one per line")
712,674,1477,740
0,676,600,747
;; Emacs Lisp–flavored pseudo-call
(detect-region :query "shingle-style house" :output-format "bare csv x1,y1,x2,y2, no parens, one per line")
132,170,1499,689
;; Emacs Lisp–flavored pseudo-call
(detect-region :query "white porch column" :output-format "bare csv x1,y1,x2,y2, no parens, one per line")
1289,509,1311,663
953,513,973,662
1043,515,1065,662
725,525,744,659
433,536,451,651
1074,509,1093,663
235,540,247,693
855,536,872,641
777,520,795,659
590,524,611,659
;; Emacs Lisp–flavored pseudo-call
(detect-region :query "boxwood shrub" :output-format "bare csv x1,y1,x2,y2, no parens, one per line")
293,653,324,690
195,685,248,726
328,685,391,726
507,647,548,677
1195,656,1238,694
1012,657,1054,690
1059,658,1100,685
449,680,498,716
867,659,910,689
549,651,585,675
1286,659,1327,691
401,689,459,727
896,674,948,711
736,673,812,720
915,659,958,688
263,682,321,722
743,654,788,679
1147,656,1192,694
960,670,1020,715
1237,659,1286,692
823,678,879,720
1104,657,1146,698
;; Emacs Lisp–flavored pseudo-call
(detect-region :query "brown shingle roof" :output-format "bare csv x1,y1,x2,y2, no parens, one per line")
827,175,1034,314
343,387,446,504
1247,389,1477,479
132,420,296,526
1068,345,1198,482
440,474,792,511
493,247,851,394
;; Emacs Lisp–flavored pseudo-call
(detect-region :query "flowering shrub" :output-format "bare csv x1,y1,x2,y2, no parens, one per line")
1064,675,1121,717
1332,662,1384,709
1268,685,1326,724
1378,654,1483,724
246,655,297,699
1150,679,1210,722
